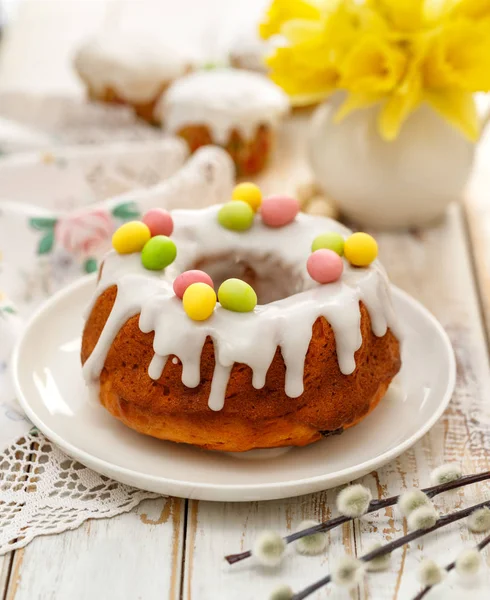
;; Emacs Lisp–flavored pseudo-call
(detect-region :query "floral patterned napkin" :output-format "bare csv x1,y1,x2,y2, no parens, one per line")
0,137,190,314
0,101,235,451
0,293,29,444
0,116,53,154
0,144,233,316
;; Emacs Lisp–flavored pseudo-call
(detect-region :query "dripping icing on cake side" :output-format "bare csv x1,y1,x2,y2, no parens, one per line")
159,69,290,144
82,205,400,411
74,32,193,103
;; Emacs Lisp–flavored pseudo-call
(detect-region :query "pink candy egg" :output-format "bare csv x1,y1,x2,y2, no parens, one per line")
173,270,214,299
307,249,344,284
261,195,299,228
142,208,174,237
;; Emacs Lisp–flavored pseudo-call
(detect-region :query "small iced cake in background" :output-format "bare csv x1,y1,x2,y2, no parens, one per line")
156,68,289,175
74,32,193,123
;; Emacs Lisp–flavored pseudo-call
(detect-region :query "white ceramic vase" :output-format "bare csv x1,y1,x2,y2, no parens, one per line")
308,96,475,229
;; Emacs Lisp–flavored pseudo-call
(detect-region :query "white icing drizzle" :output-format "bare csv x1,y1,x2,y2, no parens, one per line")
158,69,290,144
148,354,168,380
83,206,401,412
74,32,193,103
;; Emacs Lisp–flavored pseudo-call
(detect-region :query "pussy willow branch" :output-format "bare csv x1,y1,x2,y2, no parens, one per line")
412,532,490,600
291,499,490,600
225,470,490,565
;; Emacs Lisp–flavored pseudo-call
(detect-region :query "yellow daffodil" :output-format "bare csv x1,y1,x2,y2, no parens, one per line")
446,0,490,20
423,20,490,91
424,89,479,139
340,35,406,93
259,0,322,40
260,0,490,139
376,32,429,139
368,0,428,31
267,41,339,105
378,65,423,140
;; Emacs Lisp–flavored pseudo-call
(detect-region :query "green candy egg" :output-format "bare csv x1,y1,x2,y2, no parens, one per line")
311,232,345,256
218,200,255,232
218,278,257,312
141,235,177,271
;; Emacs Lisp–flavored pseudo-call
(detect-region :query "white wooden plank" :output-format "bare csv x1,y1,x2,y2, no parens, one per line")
465,125,490,340
5,497,185,600
0,554,13,597
182,98,490,598
356,205,490,599
183,205,490,600
184,494,355,600
2,2,490,598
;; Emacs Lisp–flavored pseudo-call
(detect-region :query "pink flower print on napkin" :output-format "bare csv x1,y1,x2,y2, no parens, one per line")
55,209,115,274
55,209,114,256
28,201,139,275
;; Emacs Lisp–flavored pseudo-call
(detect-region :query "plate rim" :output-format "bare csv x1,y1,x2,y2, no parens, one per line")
12,276,456,498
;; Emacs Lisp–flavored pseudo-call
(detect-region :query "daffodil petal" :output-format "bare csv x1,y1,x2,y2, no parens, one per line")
424,90,480,140
259,0,322,40
334,92,384,122
378,92,421,140
289,90,334,107
281,18,323,44
423,20,490,92
448,0,490,19
368,0,434,30
266,43,338,105
340,35,406,94
378,69,422,140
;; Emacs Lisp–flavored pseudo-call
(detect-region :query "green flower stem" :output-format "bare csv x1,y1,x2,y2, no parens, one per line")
225,470,490,565
292,499,490,600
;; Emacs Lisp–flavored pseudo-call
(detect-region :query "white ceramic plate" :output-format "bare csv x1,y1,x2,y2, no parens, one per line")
13,276,455,502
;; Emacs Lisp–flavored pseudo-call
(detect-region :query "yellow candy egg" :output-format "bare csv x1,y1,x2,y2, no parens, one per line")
183,282,217,321
112,221,151,254
344,232,378,267
232,182,262,212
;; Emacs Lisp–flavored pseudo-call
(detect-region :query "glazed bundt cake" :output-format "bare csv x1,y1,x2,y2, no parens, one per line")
81,193,401,452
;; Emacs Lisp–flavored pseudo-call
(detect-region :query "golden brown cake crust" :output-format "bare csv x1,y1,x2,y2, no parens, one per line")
175,124,272,176
81,285,401,452
85,84,166,124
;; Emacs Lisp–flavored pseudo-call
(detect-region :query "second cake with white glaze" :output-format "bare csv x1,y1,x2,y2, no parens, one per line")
156,69,290,175
74,32,193,122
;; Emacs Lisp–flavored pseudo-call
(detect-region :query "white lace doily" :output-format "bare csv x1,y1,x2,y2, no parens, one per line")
0,94,235,554
0,430,158,554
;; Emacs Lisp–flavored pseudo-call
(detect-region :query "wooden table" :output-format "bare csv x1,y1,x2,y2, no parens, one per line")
1,2,490,599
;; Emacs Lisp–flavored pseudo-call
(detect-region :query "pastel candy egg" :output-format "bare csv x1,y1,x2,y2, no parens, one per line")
218,200,255,231
112,221,151,254
261,195,299,228
142,208,174,237
141,235,177,270
183,282,216,321
307,249,344,284
344,232,378,267
173,270,214,299
232,182,262,212
311,232,345,256
218,278,257,312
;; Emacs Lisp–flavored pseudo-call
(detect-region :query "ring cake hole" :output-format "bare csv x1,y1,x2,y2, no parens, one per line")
193,252,303,305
